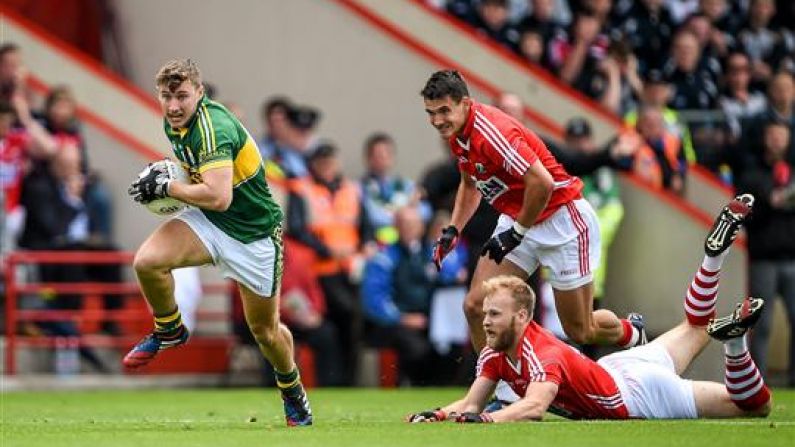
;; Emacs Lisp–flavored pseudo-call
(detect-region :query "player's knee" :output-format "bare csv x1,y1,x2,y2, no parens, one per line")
463,292,485,321
249,322,281,348
132,249,168,274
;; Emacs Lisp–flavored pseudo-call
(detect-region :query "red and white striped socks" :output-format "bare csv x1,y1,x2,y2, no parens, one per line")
684,254,724,326
724,336,771,411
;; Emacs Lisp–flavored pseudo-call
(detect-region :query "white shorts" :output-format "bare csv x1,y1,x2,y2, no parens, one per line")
598,343,698,419
496,199,600,290
176,208,282,297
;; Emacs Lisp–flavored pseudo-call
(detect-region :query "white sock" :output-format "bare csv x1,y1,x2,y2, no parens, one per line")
702,252,728,272
724,335,748,357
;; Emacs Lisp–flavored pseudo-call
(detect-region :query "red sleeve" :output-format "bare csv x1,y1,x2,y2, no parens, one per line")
476,348,501,381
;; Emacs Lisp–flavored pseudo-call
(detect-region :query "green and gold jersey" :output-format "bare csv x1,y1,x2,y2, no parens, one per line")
164,96,283,243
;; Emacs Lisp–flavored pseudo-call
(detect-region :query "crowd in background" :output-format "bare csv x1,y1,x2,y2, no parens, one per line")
430,0,795,385
1,0,794,387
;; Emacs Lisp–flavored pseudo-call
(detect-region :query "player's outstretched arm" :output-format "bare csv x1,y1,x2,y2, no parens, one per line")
449,174,481,231
168,165,232,211
488,381,557,422
406,377,495,423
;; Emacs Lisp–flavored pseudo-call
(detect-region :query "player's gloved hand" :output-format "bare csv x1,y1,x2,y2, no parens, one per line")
432,225,459,271
406,408,447,423
480,223,526,264
454,412,493,423
128,162,171,204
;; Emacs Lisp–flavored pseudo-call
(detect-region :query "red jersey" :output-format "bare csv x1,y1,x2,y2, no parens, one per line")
0,129,30,212
477,321,629,419
448,101,582,223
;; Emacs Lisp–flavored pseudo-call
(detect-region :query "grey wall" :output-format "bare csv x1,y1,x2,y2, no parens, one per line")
112,0,495,179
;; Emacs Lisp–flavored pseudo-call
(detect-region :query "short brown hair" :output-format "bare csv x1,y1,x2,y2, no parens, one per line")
482,275,535,313
155,59,202,91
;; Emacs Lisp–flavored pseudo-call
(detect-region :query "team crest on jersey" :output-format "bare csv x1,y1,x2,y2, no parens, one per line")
475,176,509,203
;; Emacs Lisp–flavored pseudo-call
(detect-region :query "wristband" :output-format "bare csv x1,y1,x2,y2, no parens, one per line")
512,221,529,236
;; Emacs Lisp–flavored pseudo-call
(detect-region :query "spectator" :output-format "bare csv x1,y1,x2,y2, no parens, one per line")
563,118,624,304
1,93,58,254
735,121,795,386
737,0,795,89
682,12,729,61
42,86,114,242
517,0,564,42
516,27,551,69
361,206,461,385
0,43,27,104
286,141,375,384
258,96,309,179
596,39,644,115
664,30,720,110
720,52,768,142
624,69,696,164
615,0,676,72
631,104,686,193
17,144,115,370
493,92,524,122
664,0,700,25
696,0,742,53
279,239,346,386
360,132,428,245
468,0,522,51
549,11,610,97
742,71,795,165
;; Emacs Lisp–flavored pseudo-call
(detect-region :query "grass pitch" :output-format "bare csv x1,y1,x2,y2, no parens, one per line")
2,388,794,447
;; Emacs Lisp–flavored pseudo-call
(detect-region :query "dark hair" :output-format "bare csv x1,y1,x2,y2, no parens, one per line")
287,105,320,131
420,70,469,102
764,119,790,131
364,132,394,156
0,101,14,116
0,43,19,60
261,96,292,119
45,85,76,112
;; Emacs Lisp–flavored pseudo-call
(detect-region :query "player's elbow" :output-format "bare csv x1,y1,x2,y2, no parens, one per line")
527,172,553,199
208,194,232,211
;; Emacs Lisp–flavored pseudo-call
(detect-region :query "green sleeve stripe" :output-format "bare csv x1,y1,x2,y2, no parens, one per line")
196,113,208,154
201,105,217,152
197,107,212,155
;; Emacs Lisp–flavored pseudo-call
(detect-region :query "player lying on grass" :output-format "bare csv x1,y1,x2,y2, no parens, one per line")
408,194,772,422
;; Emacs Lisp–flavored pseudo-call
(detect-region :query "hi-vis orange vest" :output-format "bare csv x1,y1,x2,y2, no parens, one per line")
632,133,682,189
291,177,361,276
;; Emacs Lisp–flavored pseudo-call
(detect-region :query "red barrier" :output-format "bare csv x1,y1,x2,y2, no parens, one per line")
3,251,231,375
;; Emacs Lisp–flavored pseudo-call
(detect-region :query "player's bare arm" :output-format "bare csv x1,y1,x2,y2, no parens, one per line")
488,381,558,422
514,159,554,229
443,377,496,415
449,173,481,230
407,377,495,423
432,174,481,270
167,165,232,211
